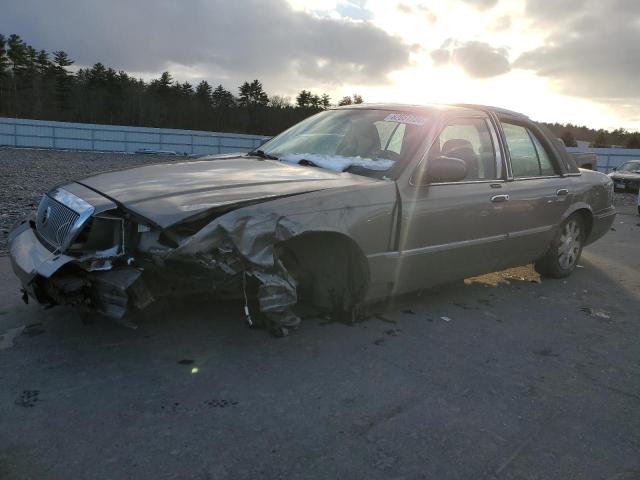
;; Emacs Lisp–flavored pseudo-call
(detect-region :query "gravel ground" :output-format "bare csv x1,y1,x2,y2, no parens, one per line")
1,147,638,254
0,148,191,255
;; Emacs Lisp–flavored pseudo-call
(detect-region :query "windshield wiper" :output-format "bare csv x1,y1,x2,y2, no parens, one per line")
297,159,320,168
247,149,278,160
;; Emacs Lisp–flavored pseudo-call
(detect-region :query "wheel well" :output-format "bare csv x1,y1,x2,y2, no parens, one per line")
572,209,593,240
277,231,370,311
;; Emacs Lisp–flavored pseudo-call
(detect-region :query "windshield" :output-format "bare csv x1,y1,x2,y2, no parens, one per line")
259,109,429,178
618,162,640,173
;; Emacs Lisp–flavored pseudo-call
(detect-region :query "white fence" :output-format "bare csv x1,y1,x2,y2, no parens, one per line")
0,117,270,155
567,146,640,173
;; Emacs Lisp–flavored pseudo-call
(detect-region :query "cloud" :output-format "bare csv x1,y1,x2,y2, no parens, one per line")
431,40,510,78
488,15,511,31
460,0,498,10
396,3,438,22
516,0,640,100
0,0,410,92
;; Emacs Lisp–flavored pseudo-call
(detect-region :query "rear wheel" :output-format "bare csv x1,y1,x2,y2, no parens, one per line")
535,215,585,278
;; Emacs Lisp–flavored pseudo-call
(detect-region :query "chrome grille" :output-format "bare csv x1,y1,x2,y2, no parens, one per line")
35,188,94,251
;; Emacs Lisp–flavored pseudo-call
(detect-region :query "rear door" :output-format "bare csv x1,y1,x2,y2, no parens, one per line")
495,118,571,268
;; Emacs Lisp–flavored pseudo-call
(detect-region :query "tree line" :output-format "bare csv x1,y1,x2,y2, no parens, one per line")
0,33,364,135
1,32,638,144
543,123,640,149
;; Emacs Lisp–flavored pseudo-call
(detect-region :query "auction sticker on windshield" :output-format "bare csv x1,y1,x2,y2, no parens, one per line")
384,113,427,126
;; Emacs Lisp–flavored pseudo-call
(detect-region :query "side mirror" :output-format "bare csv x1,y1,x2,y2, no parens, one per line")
424,156,468,183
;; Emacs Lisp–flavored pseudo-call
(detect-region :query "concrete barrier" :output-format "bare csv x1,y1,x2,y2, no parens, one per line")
0,117,271,155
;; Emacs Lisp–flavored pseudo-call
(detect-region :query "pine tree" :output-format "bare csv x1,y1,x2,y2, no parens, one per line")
296,89,311,108
590,130,608,148
7,34,27,73
0,35,9,112
35,50,50,75
239,79,268,107
352,94,364,104
338,96,352,106
195,80,213,106
179,82,194,96
561,131,577,147
211,84,235,108
320,93,331,109
0,35,8,76
626,133,640,149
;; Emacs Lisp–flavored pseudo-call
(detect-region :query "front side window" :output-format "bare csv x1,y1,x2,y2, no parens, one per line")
425,118,497,182
502,122,558,177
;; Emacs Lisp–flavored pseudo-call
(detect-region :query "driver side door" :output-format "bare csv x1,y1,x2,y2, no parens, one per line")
394,116,509,294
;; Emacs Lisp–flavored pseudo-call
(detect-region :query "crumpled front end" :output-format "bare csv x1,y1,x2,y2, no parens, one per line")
8,185,155,320
8,184,306,335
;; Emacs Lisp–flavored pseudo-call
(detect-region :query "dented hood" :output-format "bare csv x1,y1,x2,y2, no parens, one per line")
76,155,376,227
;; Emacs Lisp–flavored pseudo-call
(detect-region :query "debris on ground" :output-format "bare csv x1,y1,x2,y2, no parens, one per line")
441,316,452,322
452,301,471,310
465,264,541,286
15,390,40,407
23,322,45,337
383,328,401,336
580,307,611,319
177,359,194,365
205,399,239,408
0,326,24,351
374,313,397,324
532,347,560,357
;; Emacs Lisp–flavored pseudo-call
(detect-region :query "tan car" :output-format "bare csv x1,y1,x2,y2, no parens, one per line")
9,104,616,335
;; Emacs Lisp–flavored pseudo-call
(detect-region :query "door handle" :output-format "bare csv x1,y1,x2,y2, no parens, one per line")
556,188,569,196
491,194,510,203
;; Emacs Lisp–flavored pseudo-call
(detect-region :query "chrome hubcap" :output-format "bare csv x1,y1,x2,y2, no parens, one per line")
558,220,581,270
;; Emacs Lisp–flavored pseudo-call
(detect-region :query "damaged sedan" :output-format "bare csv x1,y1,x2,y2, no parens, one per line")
9,104,616,335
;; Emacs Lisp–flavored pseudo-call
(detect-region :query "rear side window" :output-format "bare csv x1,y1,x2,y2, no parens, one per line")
502,122,558,177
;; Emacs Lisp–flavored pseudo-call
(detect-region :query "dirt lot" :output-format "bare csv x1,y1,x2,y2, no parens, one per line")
1,149,639,479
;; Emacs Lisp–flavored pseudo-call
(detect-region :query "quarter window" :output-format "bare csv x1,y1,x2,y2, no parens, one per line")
426,118,497,182
501,122,557,177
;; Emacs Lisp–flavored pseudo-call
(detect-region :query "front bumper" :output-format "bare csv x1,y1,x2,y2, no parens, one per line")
9,218,75,301
9,218,151,317
612,177,640,191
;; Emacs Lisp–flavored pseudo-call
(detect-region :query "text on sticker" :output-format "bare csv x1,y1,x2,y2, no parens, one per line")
384,113,427,126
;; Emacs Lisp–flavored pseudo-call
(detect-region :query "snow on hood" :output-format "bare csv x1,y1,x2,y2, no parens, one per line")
279,153,395,172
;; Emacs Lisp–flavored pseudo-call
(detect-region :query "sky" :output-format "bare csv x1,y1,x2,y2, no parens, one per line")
1,0,639,130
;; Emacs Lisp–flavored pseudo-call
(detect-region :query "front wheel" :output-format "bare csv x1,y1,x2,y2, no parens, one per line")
535,215,585,278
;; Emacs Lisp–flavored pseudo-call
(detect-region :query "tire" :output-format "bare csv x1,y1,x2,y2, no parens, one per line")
535,214,585,279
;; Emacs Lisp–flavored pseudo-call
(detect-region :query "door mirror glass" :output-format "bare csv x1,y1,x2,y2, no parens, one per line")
426,156,468,183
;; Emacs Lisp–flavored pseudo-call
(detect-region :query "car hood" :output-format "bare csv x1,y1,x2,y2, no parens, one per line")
75,155,377,227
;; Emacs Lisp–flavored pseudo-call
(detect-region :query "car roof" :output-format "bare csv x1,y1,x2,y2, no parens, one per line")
333,102,529,119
